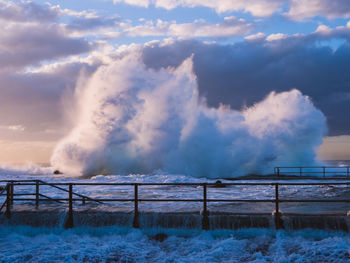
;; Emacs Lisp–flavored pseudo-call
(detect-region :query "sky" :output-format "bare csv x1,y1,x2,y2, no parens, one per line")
0,0,350,163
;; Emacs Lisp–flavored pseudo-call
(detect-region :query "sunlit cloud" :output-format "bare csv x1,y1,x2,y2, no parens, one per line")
287,0,350,20
113,0,283,17
113,0,350,20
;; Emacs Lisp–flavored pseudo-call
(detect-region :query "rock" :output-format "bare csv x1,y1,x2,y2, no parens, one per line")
213,180,226,188
150,233,168,242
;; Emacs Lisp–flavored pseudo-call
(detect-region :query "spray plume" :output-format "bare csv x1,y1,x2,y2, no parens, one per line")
51,52,327,177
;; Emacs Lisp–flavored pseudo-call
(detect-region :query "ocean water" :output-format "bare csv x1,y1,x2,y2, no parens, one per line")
1,226,350,263
1,162,350,262
2,169,350,214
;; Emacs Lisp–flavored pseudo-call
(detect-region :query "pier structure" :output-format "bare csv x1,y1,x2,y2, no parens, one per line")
2,166,350,231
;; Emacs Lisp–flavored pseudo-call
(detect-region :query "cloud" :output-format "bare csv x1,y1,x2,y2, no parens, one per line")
287,0,350,20
1,1,253,41
124,17,252,38
0,3,116,142
0,2,97,73
7,125,26,131
0,0,59,23
0,23,93,71
266,33,288,41
113,0,283,17
4,19,348,142
113,0,350,20
66,16,121,32
245,32,266,42
0,58,101,143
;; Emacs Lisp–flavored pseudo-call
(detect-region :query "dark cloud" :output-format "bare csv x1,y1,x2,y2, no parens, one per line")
0,23,93,71
142,37,350,135
66,16,120,31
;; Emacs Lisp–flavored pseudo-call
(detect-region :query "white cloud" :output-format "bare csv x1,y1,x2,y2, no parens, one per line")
0,125,26,131
7,125,26,131
113,0,283,16
113,0,350,20
245,32,266,41
266,33,288,41
287,0,350,20
122,17,252,38
315,25,332,34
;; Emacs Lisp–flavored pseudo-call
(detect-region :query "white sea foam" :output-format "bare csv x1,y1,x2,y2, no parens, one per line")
1,226,349,262
0,163,53,176
50,50,327,178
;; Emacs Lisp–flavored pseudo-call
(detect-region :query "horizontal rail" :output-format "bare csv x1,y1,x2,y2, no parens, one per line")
276,166,348,168
4,179,350,230
277,171,348,174
9,198,350,203
7,182,350,186
36,180,103,204
275,166,350,178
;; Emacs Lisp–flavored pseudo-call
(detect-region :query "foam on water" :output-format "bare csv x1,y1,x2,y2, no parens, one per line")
0,163,53,176
1,166,350,262
1,226,350,262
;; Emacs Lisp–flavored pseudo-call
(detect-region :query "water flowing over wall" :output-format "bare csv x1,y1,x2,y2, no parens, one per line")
51,51,327,177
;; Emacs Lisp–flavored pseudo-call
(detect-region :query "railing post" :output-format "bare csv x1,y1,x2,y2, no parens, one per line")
277,167,280,177
202,183,209,230
300,167,302,177
64,183,74,229
347,167,349,178
5,184,11,219
82,197,86,205
35,181,39,208
323,167,325,178
10,183,14,206
133,184,139,228
274,183,282,230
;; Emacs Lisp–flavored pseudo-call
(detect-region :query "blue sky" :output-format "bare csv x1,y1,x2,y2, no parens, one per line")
1,0,350,163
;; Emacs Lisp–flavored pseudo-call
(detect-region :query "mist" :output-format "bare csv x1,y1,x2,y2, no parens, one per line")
50,51,327,178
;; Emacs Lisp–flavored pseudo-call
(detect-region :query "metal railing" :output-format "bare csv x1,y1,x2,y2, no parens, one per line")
2,180,350,230
274,166,350,178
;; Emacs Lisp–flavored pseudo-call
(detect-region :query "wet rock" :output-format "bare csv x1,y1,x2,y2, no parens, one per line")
150,233,168,242
213,180,226,188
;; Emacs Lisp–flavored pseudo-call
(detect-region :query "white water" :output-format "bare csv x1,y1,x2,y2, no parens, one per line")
1,165,350,262
50,52,327,178
1,166,350,214
1,226,350,262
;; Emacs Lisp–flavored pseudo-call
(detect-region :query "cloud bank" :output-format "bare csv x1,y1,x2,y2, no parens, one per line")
51,52,327,177
113,0,350,20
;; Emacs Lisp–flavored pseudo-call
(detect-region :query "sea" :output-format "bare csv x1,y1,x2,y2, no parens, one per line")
1,161,350,262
